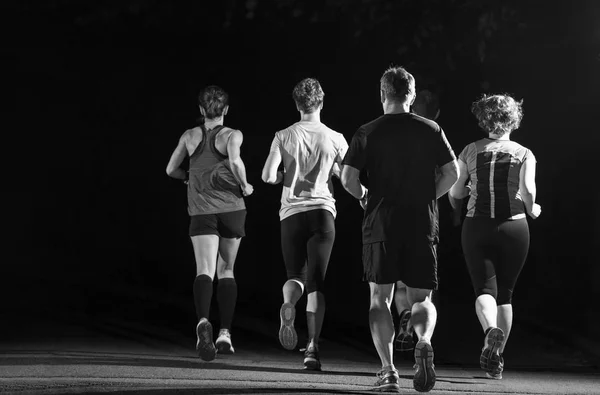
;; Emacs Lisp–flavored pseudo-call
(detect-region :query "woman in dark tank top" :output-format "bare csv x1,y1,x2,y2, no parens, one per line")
166,85,253,362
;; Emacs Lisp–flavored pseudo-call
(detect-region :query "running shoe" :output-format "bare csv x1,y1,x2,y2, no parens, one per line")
278,302,298,350
486,354,504,380
480,327,505,373
413,340,436,392
215,329,235,354
303,344,322,371
196,318,217,361
374,368,400,392
395,309,415,352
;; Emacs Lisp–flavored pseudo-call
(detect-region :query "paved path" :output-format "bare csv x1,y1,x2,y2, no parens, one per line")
0,310,598,395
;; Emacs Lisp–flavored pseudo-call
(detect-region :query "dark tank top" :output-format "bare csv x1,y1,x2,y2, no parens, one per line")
187,125,245,215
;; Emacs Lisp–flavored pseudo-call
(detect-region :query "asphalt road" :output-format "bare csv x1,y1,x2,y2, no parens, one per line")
0,302,598,395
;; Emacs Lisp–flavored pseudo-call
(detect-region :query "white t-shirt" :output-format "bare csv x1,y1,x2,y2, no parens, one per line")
269,121,349,221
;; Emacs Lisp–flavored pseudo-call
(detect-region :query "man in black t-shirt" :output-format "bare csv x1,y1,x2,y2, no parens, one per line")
341,66,458,393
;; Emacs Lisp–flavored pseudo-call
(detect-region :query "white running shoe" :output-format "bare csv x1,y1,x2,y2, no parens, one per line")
215,329,235,354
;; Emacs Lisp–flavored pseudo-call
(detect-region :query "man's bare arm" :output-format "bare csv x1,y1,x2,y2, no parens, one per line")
341,165,368,209
436,159,459,200
261,149,283,185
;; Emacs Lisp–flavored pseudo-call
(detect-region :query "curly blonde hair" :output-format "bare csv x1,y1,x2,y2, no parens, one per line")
471,94,523,136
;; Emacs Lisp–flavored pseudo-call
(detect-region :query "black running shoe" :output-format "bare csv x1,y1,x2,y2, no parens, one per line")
395,309,415,352
196,318,217,361
278,303,298,350
374,368,400,392
413,340,436,392
480,327,505,373
303,345,322,371
486,354,504,380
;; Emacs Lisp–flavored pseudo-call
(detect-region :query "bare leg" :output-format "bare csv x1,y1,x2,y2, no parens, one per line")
407,287,436,343
475,294,498,332
497,304,513,353
191,235,220,278
407,287,437,392
216,237,242,279
369,283,395,369
306,291,325,348
282,279,304,305
279,279,303,351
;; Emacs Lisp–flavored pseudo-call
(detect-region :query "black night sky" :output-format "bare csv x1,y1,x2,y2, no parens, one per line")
3,0,600,366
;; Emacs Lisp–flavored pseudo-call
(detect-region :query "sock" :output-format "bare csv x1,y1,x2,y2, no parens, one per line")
193,274,213,321
217,277,237,330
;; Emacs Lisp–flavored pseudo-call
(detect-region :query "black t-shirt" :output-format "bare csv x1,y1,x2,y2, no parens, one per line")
343,113,456,244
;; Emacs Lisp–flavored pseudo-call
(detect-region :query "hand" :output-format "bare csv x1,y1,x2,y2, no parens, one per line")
242,183,254,197
359,188,368,210
359,197,367,210
528,203,542,219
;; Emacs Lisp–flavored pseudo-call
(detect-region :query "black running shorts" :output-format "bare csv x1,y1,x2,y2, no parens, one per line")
362,237,438,289
189,209,246,238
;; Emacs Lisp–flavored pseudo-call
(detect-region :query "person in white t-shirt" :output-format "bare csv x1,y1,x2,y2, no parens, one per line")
261,78,348,371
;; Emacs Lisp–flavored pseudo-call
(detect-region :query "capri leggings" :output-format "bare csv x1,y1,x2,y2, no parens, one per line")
461,217,529,305
281,209,335,294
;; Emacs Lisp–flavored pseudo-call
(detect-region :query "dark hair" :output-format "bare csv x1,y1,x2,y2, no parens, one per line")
471,94,523,136
292,78,324,114
380,66,415,103
198,85,229,119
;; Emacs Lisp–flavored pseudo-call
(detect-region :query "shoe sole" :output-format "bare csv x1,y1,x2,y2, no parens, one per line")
395,311,415,352
278,303,298,350
373,383,400,392
414,342,436,392
196,320,217,361
480,328,505,372
303,359,322,371
486,372,503,380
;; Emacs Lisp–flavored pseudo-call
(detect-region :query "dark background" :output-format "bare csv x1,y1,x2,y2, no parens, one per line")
4,0,600,366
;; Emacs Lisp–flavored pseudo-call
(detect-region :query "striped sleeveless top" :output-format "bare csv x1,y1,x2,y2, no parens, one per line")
459,138,535,220
187,125,245,216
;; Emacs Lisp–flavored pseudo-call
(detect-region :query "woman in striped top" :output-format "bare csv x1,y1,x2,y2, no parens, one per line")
449,94,541,380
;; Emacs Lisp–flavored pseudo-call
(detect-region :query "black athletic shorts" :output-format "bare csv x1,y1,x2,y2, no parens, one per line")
362,236,438,289
189,210,246,238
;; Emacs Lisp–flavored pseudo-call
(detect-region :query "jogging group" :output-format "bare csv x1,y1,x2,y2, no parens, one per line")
166,65,542,393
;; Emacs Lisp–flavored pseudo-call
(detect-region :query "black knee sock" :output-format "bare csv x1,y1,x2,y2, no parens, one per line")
217,278,237,330
193,274,213,321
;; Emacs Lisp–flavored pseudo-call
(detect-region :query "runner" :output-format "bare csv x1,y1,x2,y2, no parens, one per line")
261,78,348,371
449,93,541,379
341,66,458,392
166,85,253,361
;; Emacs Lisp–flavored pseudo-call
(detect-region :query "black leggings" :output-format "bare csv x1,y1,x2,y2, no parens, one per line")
281,209,335,294
461,217,529,305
